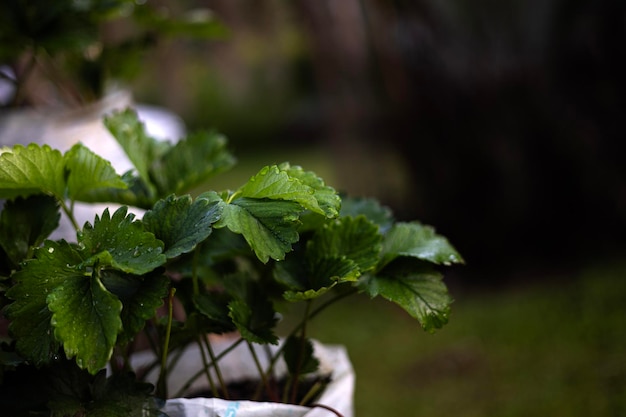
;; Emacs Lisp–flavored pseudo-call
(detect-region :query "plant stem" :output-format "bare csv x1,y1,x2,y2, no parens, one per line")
267,288,358,373
298,380,325,406
307,288,358,323
156,287,176,399
59,199,80,233
191,247,200,295
289,300,312,404
308,404,345,417
248,341,276,401
196,337,219,398
174,336,245,398
202,336,229,399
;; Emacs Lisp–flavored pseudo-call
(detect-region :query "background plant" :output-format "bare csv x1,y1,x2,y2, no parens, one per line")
0,0,226,108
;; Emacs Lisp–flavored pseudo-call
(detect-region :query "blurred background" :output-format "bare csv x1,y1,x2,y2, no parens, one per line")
132,0,626,283
2,0,625,415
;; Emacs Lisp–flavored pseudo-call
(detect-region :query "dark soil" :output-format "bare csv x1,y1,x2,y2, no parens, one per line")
186,375,331,405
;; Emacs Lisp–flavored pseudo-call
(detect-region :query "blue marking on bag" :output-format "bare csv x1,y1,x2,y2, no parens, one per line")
225,401,240,417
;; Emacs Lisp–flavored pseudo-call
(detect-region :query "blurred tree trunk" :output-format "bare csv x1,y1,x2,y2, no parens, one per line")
294,0,410,205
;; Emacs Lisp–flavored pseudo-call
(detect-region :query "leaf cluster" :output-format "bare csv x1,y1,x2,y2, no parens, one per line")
0,109,463,415
0,0,228,106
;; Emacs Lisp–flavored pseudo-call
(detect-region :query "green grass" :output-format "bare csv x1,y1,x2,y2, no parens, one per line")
289,260,626,417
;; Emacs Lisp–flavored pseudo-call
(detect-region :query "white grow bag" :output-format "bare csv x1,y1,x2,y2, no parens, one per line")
130,338,355,417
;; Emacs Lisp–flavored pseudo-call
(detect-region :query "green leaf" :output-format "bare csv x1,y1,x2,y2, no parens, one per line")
282,282,338,302
380,222,465,269
235,165,321,213
45,360,101,417
218,197,303,262
308,216,382,273
272,256,307,291
48,272,123,373
89,375,160,417
278,216,381,301
78,206,166,275
149,130,236,197
0,144,66,200
47,368,160,417
5,241,85,366
105,109,237,202
359,269,452,333
228,299,278,345
307,257,360,287
193,292,236,334
203,164,342,263
225,276,278,345
278,162,341,218
193,226,253,265
64,143,128,202
340,196,394,231
100,270,169,346
86,172,156,209
276,256,353,302
142,194,222,258
283,336,319,376
104,108,169,196
0,194,60,266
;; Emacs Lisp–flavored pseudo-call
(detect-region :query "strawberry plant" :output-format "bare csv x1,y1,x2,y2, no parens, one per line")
0,108,463,416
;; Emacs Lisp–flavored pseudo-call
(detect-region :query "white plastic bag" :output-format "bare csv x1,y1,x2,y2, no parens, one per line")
131,338,354,417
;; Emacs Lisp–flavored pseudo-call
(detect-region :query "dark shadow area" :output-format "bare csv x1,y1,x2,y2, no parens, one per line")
132,0,625,286
369,0,626,283
283,0,626,284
